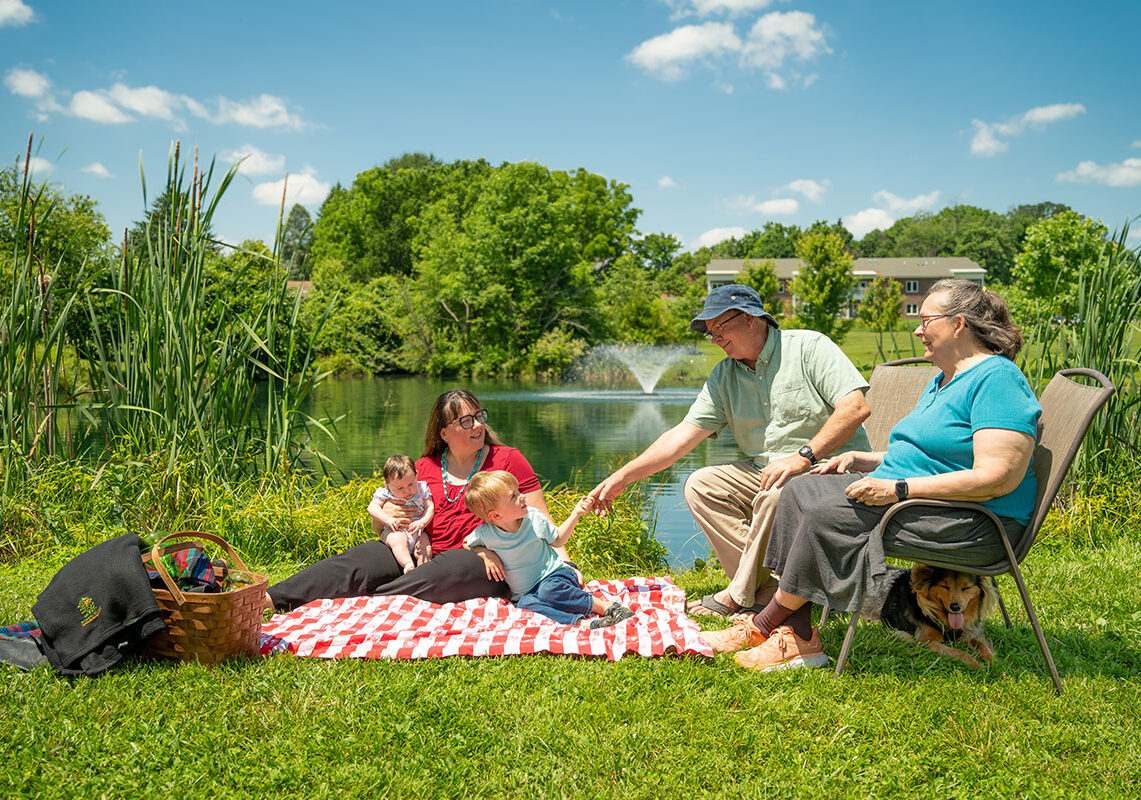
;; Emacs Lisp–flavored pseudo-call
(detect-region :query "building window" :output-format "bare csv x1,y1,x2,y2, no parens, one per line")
906,303,918,315
905,280,919,293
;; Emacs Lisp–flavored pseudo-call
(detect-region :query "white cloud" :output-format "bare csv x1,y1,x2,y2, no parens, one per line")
4,66,49,97
764,72,786,90
221,144,286,176
1128,229,1141,242
0,0,34,27
715,80,734,94
694,226,747,248
843,208,895,239
26,156,52,176
252,168,330,207
1023,103,1086,125
658,175,678,188
687,0,778,17
969,120,1007,157
626,22,742,81
755,197,798,215
108,82,185,122
1056,158,1141,188
81,162,112,178
69,90,133,124
215,93,306,130
6,71,309,131
784,178,828,202
843,190,941,238
741,11,829,70
873,189,941,214
1131,139,1141,149
970,102,1085,157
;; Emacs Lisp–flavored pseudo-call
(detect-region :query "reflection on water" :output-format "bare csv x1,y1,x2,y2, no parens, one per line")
302,376,742,567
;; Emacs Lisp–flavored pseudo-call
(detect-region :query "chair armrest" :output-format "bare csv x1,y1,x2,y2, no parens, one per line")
869,498,1013,576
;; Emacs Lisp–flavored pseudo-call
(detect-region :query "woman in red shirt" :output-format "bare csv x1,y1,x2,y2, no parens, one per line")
268,389,558,611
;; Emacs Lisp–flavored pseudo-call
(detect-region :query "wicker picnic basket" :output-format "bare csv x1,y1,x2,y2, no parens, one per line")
140,531,268,665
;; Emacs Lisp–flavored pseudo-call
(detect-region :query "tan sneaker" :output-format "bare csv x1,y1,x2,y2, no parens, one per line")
699,618,767,653
734,625,829,672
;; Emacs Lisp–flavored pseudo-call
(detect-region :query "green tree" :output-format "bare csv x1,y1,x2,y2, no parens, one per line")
739,222,802,259
1,164,112,290
1012,211,1109,319
408,162,631,375
857,275,903,360
737,258,783,317
279,204,313,279
598,253,675,344
791,231,855,342
633,232,682,272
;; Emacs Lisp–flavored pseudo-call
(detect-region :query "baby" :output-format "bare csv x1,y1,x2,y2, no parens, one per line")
462,470,634,629
368,455,435,573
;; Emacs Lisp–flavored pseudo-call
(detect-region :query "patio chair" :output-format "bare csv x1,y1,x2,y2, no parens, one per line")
832,368,1115,695
863,357,940,450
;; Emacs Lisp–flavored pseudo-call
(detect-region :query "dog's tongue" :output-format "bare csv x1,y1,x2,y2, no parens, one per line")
948,611,965,630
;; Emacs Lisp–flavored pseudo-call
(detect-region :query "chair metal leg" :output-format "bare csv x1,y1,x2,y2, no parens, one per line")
834,608,860,676
996,585,1012,629
1005,560,1064,695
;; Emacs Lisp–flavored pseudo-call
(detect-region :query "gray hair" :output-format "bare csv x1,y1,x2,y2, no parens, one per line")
928,279,1023,359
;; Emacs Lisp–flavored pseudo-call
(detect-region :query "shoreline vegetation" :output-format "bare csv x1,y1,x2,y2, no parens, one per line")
3,139,1141,796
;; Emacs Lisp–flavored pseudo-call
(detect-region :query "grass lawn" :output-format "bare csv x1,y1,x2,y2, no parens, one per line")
2,535,1139,798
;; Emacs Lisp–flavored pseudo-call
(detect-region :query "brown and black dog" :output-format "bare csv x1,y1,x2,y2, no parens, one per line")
870,564,1000,668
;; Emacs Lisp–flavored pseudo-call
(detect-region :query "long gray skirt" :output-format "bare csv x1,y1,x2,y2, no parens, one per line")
763,473,1026,613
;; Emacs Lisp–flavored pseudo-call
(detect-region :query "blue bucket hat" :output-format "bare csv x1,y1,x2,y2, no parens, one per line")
690,284,779,334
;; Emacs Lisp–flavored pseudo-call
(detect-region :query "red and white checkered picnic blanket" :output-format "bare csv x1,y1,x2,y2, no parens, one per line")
259,576,714,661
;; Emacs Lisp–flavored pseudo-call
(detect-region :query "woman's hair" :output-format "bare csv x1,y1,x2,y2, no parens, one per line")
463,470,518,521
928,279,1023,359
382,454,415,483
421,388,504,459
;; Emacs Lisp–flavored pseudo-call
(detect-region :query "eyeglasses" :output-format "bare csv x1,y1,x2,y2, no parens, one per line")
917,312,953,330
450,408,488,430
704,310,746,340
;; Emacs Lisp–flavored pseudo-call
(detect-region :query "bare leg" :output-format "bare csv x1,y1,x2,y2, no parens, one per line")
383,530,415,573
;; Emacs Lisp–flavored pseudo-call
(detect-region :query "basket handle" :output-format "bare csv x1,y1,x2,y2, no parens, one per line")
148,531,252,606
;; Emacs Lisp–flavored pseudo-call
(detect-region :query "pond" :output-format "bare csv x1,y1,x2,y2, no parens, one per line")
301,372,745,568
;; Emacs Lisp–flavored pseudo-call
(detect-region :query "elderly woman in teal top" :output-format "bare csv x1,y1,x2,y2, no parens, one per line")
702,279,1041,673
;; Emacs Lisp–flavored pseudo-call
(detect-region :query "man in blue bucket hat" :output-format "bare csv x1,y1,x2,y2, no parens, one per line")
588,284,871,618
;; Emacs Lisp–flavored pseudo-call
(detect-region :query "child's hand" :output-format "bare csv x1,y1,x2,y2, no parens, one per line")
407,518,426,535
477,550,505,582
575,495,595,516
413,539,433,565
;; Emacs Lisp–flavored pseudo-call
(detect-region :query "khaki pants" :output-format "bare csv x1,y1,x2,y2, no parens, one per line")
683,459,782,608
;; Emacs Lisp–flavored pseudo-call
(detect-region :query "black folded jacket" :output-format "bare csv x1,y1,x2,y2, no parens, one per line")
32,533,166,676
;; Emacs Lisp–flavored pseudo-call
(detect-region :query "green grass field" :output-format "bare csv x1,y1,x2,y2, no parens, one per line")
2,526,1139,797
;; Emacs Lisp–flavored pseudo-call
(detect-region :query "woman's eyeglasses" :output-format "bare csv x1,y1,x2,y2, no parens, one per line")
918,314,951,332
450,408,489,429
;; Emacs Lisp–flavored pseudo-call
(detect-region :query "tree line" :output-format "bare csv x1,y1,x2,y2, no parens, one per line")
3,149,1131,380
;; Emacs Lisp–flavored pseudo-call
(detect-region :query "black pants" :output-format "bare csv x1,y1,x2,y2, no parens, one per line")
267,543,511,612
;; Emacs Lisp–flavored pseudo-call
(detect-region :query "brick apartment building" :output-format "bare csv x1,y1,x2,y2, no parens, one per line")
705,256,986,319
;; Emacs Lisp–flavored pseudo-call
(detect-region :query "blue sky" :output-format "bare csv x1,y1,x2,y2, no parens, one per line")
3,0,1139,252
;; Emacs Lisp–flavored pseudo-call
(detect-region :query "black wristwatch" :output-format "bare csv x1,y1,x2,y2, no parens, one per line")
798,445,817,465
894,479,909,501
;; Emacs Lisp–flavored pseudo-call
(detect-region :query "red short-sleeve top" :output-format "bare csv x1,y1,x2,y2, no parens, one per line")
414,445,541,553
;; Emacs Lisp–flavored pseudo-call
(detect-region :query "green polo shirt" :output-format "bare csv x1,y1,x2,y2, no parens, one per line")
683,328,871,468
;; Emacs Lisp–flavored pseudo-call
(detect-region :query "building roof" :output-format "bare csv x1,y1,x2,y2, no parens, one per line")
706,256,984,279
